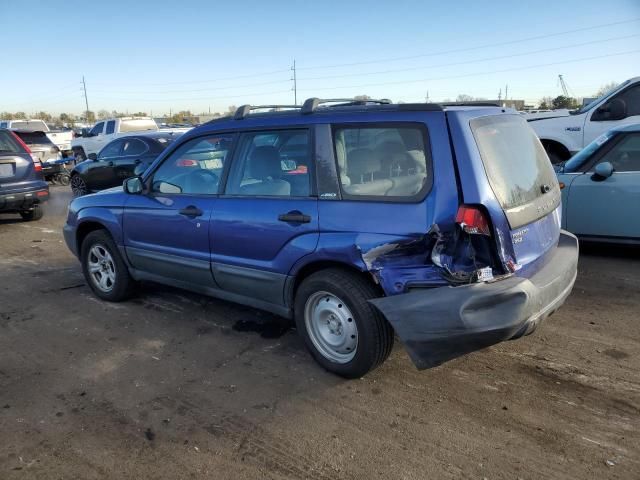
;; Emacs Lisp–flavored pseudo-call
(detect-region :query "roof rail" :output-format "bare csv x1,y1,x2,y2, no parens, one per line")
301,97,392,114
234,104,300,120
439,101,502,107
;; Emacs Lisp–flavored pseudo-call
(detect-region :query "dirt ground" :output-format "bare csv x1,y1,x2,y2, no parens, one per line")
1,186,639,479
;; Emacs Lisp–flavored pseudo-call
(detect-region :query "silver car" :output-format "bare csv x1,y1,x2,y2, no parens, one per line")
12,130,61,163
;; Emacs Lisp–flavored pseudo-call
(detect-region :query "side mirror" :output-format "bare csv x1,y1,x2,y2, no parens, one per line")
597,98,627,121
88,153,98,161
593,161,614,180
123,176,143,194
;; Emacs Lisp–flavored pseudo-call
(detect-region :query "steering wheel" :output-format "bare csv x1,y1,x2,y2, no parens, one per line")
186,168,219,194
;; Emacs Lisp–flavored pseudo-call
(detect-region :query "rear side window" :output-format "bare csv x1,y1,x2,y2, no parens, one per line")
105,120,116,135
122,138,147,156
14,131,53,145
471,115,557,210
333,125,430,200
0,130,21,153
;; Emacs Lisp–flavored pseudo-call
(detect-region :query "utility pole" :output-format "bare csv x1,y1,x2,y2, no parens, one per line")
505,84,508,101
425,90,430,103
82,76,90,123
291,59,297,105
498,88,502,101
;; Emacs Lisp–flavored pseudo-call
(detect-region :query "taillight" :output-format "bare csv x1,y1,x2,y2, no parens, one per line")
455,205,491,236
33,160,43,172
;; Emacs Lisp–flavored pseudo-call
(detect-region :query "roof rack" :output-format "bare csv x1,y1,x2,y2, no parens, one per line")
234,104,300,120
301,97,391,114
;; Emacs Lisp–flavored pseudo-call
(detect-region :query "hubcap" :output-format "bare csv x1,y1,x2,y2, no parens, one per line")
304,291,357,364
71,175,87,196
87,244,116,292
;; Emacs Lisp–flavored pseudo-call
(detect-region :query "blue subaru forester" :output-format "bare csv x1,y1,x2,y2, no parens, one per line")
64,99,579,378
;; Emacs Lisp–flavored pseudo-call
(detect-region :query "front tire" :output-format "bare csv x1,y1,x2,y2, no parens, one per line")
80,230,136,301
71,174,88,197
20,205,44,221
294,269,394,378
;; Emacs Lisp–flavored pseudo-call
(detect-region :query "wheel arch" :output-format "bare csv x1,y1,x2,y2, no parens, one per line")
285,260,382,308
540,138,572,162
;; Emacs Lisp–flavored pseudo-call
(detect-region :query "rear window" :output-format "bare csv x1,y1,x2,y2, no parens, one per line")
0,130,22,153
9,120,48,131
471,115,557,210
14,131,54,145
120,119,158,133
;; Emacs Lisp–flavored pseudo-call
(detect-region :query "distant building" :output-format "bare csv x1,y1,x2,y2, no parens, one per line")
486,99,526,110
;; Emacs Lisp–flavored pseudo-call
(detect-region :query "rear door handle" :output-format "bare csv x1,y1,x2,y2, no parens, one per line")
108,161,114,166
179,205,203,218
278,211,311,223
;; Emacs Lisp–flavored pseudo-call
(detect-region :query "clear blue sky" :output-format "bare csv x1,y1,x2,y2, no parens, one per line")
1,0,639,116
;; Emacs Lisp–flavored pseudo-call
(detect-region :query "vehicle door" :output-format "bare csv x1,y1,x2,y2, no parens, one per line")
583,83,640,145
122,133,234,289
88,139,125,190
565,132,640,240
86,121,106,154
115,138,148,181
210,128,319,305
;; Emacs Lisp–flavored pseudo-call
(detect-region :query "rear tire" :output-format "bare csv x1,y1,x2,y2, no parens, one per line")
20,205,44,221
294,268,394,378
80,230,136,302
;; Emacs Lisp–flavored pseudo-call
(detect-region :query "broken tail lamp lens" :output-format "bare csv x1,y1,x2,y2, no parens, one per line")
455,205,491,236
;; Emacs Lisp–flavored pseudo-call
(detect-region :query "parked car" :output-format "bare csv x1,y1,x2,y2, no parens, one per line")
71,117,191,161
0,119,74,156
0,129,49,221
69,133,181,196
12,130,61,164
63,99,579,378
529,76,640,163
556,124,640,243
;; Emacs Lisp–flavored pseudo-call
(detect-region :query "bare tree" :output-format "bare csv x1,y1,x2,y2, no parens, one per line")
593,82,619,98
456,94,474,102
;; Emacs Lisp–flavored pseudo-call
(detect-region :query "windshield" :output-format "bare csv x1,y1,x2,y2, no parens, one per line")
471,114,558,211
563,131,616,172
573,80,630,115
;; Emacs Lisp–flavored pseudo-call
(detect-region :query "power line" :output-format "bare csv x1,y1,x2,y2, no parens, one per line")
297,33,640,82
90,68,291,88
301,49,640,93
90,89,293,104
91,77,291,96
296,18,640,71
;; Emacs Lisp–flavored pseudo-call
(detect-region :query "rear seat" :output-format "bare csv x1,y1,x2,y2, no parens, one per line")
343,148,393,196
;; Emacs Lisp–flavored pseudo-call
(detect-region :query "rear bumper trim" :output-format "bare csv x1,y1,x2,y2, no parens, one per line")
369,231,579,369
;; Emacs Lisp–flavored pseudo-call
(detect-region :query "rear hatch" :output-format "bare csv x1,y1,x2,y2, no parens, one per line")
13,130,59,162
470,114,561,273
0,130,43,192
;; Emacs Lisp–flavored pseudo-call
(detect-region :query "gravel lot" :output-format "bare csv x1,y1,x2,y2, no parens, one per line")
1,186,639,479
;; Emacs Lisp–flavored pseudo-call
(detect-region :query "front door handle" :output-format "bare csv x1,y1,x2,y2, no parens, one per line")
179,205,203,218
108,161,114,166
278,211,311,223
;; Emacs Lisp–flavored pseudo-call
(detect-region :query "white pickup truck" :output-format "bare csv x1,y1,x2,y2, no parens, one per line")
0,119,74,156
529,77,640,164
70,117,191,161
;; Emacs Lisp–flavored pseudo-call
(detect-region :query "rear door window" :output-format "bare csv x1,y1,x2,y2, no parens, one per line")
471,115,558,222
333,124,431,200
105,120,116,135
122,138,148,156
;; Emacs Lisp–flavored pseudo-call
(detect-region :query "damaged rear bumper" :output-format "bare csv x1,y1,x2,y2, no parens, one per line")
369,231,579,369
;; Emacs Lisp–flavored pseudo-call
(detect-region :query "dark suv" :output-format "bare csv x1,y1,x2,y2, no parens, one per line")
0,129,49,221
63,99,579,378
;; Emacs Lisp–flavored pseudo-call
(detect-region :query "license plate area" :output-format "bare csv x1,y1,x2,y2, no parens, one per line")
0,163,14,178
